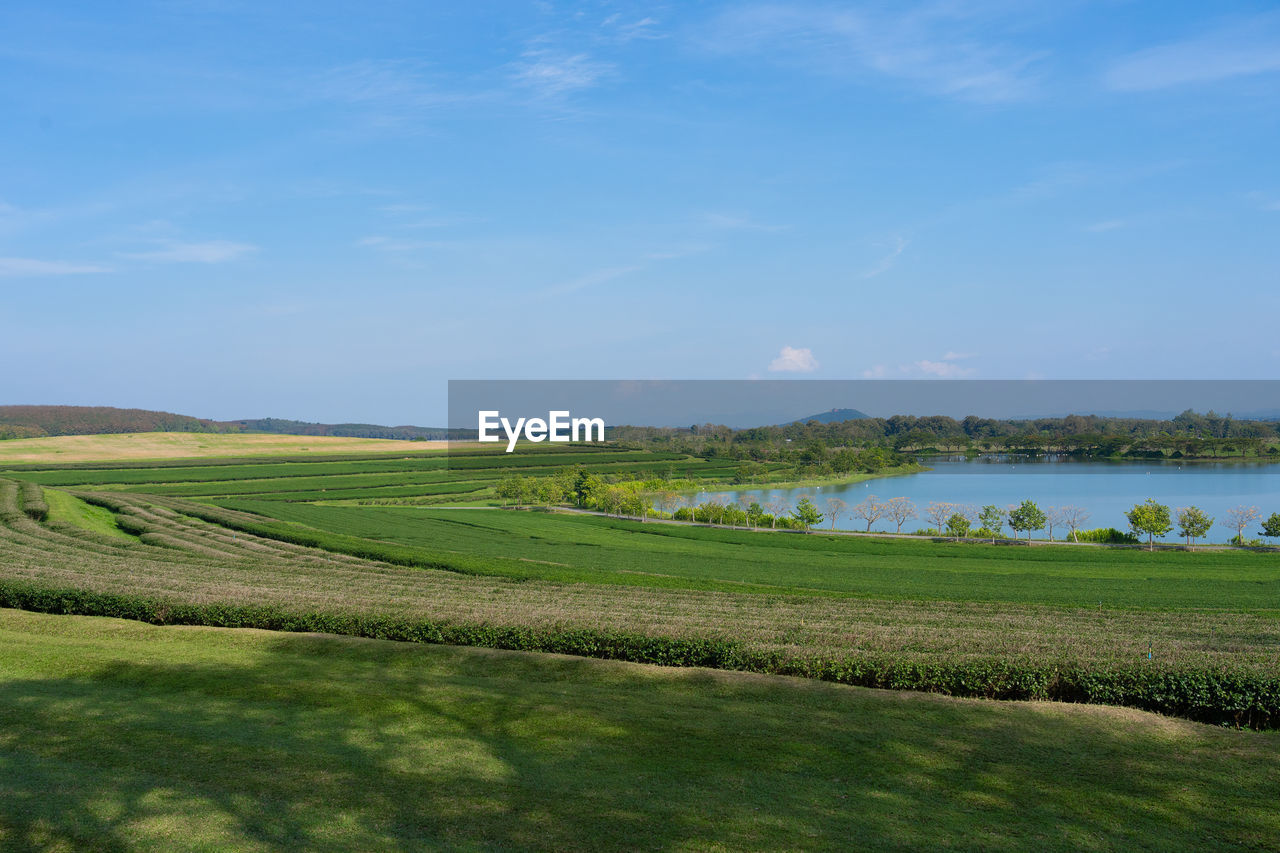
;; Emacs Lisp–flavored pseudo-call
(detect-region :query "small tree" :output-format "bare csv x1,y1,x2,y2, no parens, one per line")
1175,506,1214,546
924,502,953,534
1126,499,1172,550
496,475,522,507
825,497,847,531
978,505,1005,544
1226,505,1261,545
945,512,971,538
850,495,885,532
766,497,787,529
791,496,824,531
1045,506,1069,542
884,497,917,533
1059,505,1090,542
1007,499,1047,544
1261,512,1280,541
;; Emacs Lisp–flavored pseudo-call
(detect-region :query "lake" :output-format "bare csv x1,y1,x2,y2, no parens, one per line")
693,456,1280,540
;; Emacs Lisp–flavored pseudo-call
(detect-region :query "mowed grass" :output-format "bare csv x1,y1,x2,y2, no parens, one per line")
2,608,1277,852
218,502,1280,610
43,489,135,540
0,432,441,464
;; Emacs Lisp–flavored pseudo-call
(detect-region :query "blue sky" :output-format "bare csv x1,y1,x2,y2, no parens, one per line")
2,1,1279,424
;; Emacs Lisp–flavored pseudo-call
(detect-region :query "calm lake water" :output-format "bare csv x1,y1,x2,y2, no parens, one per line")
694,456,1280,540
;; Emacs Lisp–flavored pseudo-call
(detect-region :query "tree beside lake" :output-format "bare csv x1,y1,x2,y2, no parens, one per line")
1127,499,1173,550
1175,506,1214,546
1007,500,1046,543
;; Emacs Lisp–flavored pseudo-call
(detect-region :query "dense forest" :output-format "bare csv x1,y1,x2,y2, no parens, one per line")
611,410,1280,462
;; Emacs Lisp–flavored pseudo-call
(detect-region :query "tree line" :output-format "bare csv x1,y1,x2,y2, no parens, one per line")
496,471,1280,547
609,409,1280,461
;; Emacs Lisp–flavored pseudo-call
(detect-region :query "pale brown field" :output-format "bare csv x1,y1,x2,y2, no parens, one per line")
0,432,447,464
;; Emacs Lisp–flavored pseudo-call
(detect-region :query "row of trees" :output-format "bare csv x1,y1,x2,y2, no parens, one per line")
498,471,1280,548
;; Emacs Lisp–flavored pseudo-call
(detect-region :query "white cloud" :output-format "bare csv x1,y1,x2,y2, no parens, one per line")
120,240,256,264
865,353,976,378
705,3,1045,103
769,345,819,373
512,51,614,98
1085,219,1129,233
914,359,975,378
1104,13,1280,91
0,257,109,277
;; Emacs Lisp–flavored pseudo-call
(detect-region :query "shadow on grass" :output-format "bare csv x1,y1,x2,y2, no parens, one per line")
1,628,1277,851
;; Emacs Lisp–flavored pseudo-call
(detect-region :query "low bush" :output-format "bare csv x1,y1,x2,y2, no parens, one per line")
1071,527,1140,544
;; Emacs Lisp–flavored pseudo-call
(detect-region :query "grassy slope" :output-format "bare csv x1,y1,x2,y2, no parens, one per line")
43,489,135,540
218,502,1280,610
2,608,1277,852
0,432,440,464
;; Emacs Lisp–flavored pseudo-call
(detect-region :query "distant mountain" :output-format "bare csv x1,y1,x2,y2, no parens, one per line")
223,418,449,441
0,406,450,441
0,405,223,439
787,408,871,425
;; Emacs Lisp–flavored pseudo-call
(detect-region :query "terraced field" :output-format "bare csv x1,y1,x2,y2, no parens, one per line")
2,435,1279,847
2,435,1279,728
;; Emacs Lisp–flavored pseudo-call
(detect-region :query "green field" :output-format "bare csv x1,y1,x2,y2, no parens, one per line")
2,435,1279,847
215,501,1280,609
3,608,1278,851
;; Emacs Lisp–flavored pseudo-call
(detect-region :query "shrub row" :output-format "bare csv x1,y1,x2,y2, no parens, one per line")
17,481,48,522
2,579,1276,730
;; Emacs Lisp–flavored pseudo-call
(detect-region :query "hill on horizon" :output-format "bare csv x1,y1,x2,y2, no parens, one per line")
0,405,223,439
0,406,448,441
786,408,871,426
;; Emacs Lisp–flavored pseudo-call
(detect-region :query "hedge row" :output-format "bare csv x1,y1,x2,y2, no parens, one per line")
17,481,48,522
2,579,1276,730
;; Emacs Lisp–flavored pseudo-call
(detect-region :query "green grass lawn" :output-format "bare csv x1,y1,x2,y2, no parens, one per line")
43,488,136,540
2,608,1277,852
216,502,1280,610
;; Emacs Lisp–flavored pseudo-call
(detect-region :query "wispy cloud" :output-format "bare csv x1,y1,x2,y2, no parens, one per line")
769,345,819,373
357,235,439,253
858,236,909,279
602,15,666,43
0,257,109,277
511,51,614,98
120,240,256,264
540,265,641,299
1084,219,1129,233
1104,12,1280,91
703,3,1045,103
700,212,789,232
